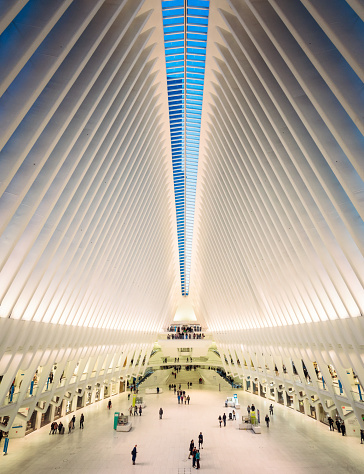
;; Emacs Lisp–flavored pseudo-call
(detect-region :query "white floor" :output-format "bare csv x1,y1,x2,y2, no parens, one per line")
1,374,363,474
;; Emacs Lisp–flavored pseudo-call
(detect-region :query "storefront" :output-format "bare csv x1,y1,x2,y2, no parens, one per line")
54,402,63,420
77,395,84,409
95,388,100,402
40,406,51,427
26,409,37,434
86,391,92,405
286,392,294,407
277,391,284,404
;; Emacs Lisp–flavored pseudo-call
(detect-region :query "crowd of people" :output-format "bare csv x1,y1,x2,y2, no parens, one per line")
327,416,347,436
167,332,205,340
48,413,85,435
128,405,143,416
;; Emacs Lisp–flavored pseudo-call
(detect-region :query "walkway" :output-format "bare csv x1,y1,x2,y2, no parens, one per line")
1,381,363,473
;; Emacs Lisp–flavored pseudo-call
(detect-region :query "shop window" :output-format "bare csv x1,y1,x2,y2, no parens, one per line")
40,406,51,427
26,410,37,434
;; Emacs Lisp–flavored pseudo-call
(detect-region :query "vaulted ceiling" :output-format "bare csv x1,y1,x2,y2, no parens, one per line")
0,0,363,336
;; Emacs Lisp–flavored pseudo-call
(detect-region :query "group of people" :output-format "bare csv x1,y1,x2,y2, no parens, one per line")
129,405,143,416
49,421,64,434
49,413,84,435
188,432,203,469
328,416,347,435
176,390,191,405
167,332,205,340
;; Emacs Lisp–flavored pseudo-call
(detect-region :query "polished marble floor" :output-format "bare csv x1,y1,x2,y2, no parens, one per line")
1,374,363,474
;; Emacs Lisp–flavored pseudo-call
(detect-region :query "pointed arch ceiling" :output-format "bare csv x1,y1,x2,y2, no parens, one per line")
0,0,363,337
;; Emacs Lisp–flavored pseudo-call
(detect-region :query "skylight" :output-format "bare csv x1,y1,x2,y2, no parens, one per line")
162,0,210,296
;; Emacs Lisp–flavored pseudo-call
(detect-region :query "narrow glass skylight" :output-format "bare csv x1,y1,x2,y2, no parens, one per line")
162,0,210,296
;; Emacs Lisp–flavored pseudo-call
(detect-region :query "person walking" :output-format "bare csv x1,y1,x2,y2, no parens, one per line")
232,409,236,420
198,432,203,449
68,420,73,434
187,395,190,405
223,413,227,427
328,416,334,431
72,415,76,429
80,413,84,429
189,439,194,459
247,405,251,415
129,406,133,416
360,429,364,444
159,407,163,419
196,449,200,469
341,422,346,436
251,403,255,412
0,430,3,445
269,404,273,416
108,399,112,410
218,415,222,427
265,414,270,427
134,405,138,416
139,405,142,416
178,394,181,404
131,445,137,465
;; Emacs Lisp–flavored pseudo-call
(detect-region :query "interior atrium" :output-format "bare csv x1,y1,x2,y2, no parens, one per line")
0,0,363,470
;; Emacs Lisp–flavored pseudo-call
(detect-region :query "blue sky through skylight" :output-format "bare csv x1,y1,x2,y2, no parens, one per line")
162,0,209,296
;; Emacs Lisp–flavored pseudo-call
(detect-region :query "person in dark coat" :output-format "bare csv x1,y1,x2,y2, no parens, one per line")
336,419,341,433
189,439,194,459
218,415,222,427
223,413,227,427
192,447,197,468
269,404,273,415
360,429,364,444
80,413,84,429
131,445,137,465
198,432,203,449
139,405,142,416
72,415,76,429
328,416,334,431
159,407,163,419
265,414,270,427
341,422,346,436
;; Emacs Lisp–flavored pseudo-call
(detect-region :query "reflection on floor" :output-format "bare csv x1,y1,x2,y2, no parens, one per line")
1,381,363,474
